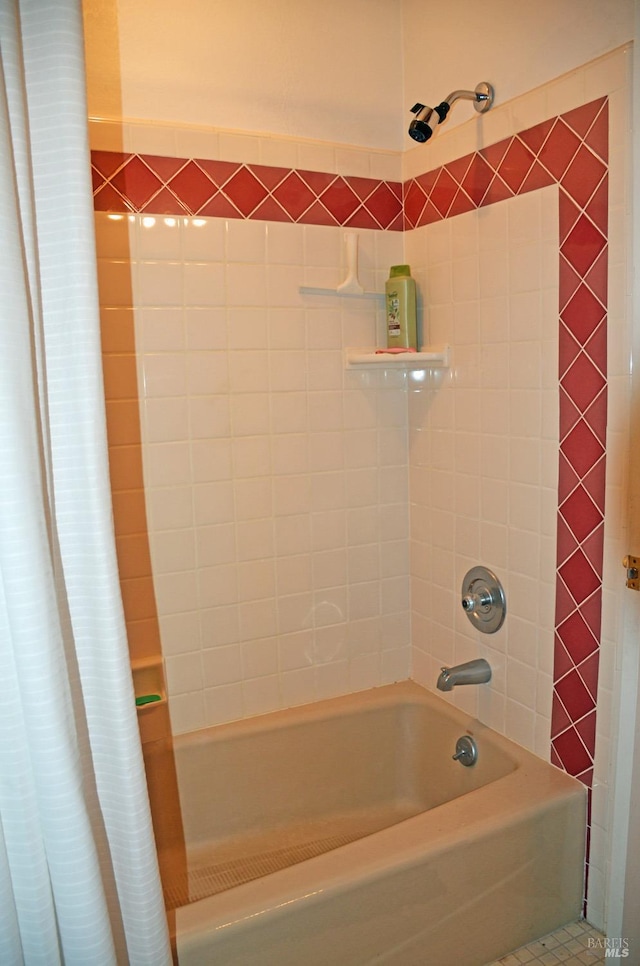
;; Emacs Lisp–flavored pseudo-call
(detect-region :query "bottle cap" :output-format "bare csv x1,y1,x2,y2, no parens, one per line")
390,265,411,277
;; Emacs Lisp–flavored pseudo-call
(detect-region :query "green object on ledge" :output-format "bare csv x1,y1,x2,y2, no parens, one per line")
135,693,162,707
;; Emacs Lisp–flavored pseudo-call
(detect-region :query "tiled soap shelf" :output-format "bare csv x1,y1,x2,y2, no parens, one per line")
131,657,167,712
345,345,451,369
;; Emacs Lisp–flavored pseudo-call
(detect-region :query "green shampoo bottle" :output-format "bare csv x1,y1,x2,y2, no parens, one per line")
385,264,417,349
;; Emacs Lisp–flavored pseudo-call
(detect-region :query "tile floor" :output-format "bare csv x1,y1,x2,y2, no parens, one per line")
487,920,606,965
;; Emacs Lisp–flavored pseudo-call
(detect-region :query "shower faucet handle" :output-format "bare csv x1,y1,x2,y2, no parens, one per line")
461,566,506,634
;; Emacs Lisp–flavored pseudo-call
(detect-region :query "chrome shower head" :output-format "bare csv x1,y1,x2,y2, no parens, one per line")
408,82,494,144
408,102,450,143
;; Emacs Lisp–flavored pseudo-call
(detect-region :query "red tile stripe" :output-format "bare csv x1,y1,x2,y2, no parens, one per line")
91,151,404,230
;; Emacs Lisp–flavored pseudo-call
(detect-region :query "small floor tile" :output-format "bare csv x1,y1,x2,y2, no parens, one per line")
486,920,605,966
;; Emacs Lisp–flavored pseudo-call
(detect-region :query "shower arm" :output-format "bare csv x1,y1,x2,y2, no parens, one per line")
442,86,491,111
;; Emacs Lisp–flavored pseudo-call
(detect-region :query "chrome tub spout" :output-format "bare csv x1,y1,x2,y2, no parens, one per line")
437,658,492,692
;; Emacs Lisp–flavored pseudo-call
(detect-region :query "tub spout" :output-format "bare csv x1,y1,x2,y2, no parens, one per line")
437,658,492,692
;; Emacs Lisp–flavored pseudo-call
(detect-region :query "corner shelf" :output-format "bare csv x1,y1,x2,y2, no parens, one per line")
345,345,451,369
299,285,384,300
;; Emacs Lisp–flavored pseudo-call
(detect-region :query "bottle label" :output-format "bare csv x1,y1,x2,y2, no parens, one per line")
387,291,400,337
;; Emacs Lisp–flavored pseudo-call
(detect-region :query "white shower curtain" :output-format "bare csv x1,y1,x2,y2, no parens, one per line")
0,1,171,963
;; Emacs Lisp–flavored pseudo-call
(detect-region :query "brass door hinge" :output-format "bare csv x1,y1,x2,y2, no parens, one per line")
623,555,640,590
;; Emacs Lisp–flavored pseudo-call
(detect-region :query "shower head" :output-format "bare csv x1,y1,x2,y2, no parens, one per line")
408,102,449,143
408,82,494,143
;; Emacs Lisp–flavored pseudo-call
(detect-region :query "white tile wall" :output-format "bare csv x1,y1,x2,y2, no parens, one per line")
96,212,408,734
406,189,560,752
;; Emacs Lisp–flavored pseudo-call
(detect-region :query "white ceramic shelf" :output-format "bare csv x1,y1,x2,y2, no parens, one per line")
345,345,451,369
299,285,383,300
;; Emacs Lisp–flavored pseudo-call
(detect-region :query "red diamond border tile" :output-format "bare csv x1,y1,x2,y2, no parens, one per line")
91,151,404,231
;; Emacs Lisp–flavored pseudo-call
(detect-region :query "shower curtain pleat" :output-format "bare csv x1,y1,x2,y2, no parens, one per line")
0,1,171,963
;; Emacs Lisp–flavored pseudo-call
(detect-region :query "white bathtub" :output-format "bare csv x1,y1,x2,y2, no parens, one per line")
165,681,585,965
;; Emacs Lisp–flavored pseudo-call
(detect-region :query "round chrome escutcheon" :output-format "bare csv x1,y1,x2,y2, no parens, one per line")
461,565,506,634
